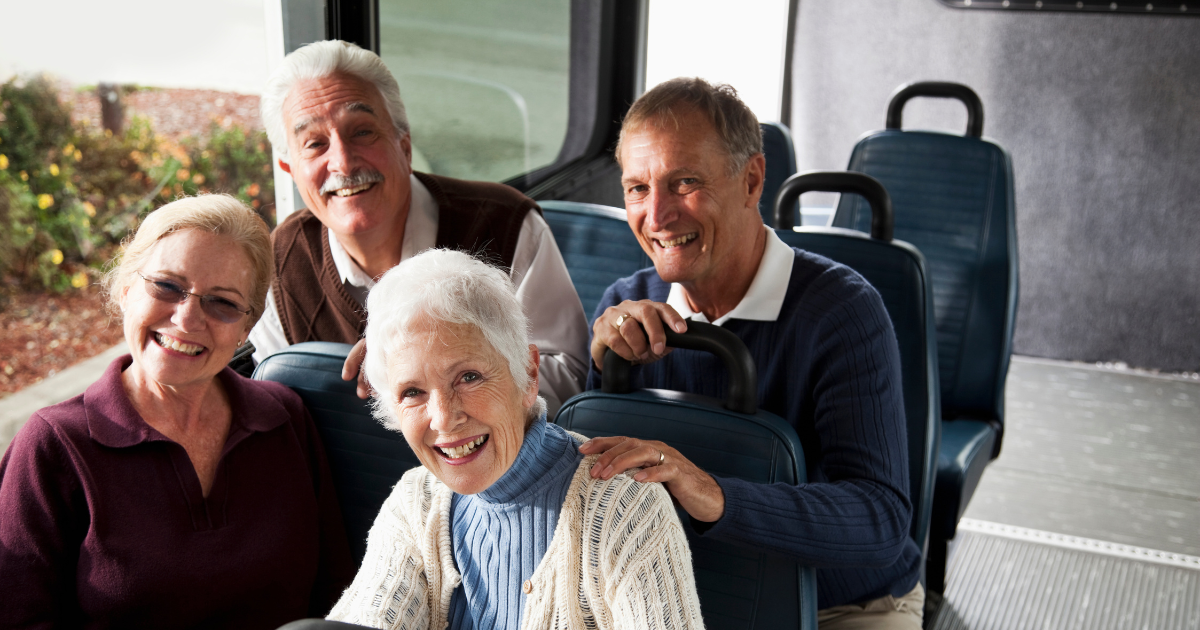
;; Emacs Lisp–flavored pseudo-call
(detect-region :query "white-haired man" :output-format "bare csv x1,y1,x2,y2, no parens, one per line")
249,40,589,411
580,78,924,628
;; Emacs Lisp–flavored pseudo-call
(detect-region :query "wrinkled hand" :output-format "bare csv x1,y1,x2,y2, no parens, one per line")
590,300,688,371
341,339,371,400
579,436,725,523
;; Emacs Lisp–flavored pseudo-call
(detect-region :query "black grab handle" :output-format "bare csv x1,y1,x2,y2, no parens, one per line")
886,81,984,138
601,321,758,415
774,171,894,241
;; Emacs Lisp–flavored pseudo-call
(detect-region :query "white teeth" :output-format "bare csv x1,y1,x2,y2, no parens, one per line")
657,233,697,248
334,183,372,197
439,435,487,459
155,333,204,356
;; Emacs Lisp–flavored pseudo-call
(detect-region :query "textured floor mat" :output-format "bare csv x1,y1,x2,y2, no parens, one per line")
931,519,1200,630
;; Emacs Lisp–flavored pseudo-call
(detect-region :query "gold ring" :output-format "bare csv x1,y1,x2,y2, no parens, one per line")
657,450,665,466
613,313,630,330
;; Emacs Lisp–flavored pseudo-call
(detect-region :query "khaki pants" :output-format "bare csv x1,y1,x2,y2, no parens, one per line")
817,583,925,630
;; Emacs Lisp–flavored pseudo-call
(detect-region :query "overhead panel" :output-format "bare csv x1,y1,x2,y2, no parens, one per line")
938,0,1198,14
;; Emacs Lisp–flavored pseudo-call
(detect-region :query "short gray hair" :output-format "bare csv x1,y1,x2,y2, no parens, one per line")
261,40,410,160
363,249,546,430
616,77,763,176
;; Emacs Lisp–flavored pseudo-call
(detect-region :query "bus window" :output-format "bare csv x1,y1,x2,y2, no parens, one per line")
377,0,571,183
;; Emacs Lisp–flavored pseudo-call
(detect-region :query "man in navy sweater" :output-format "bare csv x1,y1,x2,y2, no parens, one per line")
579,77,924,628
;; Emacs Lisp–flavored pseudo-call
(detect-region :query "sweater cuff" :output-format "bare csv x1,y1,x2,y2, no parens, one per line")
688,475,745,538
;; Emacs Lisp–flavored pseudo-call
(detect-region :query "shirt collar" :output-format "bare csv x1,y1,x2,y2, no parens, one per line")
665,226,794,326
86,355,291,448
328,172,438,290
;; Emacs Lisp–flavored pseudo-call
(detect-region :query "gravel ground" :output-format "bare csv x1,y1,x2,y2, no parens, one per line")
65,86,264,140
0,287,125,396
1,86,266,398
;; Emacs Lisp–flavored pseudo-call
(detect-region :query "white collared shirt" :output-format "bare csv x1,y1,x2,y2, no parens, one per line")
665,226,795,326
248,174,590,411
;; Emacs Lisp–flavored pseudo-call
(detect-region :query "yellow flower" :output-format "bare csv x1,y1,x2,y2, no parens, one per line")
62,143,75,156
49,163,60,176
0,154,8,170
82,201,96,217
37,194,54,209
80,217,90,229
50,249,63,265
104,129,113,138
20,170,28,181
74,150,82,162
176,168,190,181
71,271,88,288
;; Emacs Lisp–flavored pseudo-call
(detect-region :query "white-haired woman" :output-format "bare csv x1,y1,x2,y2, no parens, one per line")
0,195,354,628
327,249,704,629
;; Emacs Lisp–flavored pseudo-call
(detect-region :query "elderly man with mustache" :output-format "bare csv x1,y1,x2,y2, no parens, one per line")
248,40,589,413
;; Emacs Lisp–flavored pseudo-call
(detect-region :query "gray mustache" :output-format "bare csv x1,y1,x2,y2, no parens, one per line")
319,170,385,195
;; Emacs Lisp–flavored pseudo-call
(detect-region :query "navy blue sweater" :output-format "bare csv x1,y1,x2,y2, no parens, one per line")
586,249,921,609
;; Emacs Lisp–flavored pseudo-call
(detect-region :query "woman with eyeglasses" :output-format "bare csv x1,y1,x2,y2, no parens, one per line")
0,195,354,628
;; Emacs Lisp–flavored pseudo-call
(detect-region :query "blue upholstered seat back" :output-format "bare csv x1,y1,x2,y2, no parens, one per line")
556,389,816,630
253,342,419,565
833,130,1017,424
775,228,940,558
760,121,798,226
539,200,651,318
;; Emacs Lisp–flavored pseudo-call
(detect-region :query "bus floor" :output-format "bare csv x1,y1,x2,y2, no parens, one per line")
930,356,1200,630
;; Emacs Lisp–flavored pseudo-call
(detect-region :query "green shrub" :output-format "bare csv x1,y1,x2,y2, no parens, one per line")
0,76,73,179
0,75,275,294
183,123,276,226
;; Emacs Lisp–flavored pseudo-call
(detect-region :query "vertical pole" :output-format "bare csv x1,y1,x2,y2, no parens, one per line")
98,83,124,135
779,0,800,129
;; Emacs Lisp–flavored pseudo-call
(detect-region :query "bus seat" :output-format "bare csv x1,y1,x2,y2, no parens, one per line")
538,200,651,318
760,121,798,226
773,172,940,585
830,82,1018,591
252,342,419,566
555,323,817,630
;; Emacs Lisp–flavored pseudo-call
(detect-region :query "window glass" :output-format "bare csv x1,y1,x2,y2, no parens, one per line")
378,0,571,182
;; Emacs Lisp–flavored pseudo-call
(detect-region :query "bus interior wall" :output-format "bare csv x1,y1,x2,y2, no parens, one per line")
791,0,1200,373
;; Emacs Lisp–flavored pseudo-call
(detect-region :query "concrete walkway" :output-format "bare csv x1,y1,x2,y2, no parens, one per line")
0,343,127,453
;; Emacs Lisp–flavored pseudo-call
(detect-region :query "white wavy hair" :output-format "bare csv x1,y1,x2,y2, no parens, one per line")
261,40,410,160
363,249,546,431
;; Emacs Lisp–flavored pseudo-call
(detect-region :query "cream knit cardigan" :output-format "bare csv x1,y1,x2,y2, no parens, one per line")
327,446,706,629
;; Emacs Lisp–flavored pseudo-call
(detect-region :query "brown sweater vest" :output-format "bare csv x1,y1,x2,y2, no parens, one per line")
271,172,540,345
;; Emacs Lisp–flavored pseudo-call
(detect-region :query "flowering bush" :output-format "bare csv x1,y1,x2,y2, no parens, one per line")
0,76,274,294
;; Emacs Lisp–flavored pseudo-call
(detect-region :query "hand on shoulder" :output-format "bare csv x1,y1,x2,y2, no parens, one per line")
579,436,725,523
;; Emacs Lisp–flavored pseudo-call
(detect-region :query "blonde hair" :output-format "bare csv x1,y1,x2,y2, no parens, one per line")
102,194,273,325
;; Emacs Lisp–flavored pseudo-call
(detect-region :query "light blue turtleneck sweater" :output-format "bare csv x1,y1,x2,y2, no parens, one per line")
446,417,583,629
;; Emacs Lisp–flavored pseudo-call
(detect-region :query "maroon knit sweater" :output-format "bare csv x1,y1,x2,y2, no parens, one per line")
0,356,354,629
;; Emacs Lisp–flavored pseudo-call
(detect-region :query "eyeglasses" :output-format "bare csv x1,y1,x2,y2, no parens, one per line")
136,272,251,324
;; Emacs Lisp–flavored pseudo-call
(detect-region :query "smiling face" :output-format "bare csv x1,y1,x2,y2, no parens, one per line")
386,320,539,495
618,108,765,288
120,229,255,392
278,72,413,239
